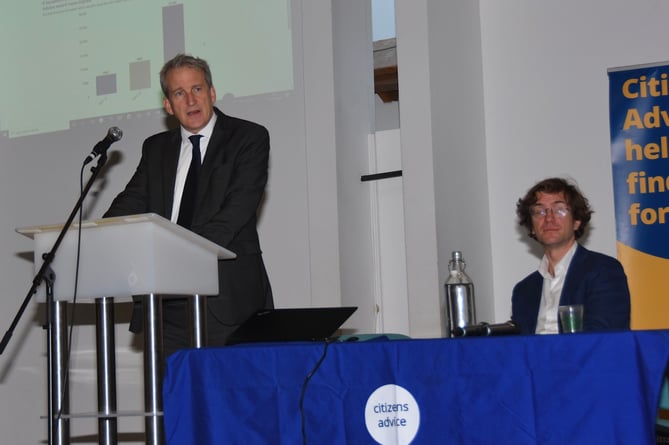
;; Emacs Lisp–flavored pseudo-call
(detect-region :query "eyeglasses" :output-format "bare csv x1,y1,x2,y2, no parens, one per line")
530,205,570,219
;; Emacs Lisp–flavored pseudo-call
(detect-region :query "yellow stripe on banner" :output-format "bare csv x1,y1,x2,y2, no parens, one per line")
617,242,669,330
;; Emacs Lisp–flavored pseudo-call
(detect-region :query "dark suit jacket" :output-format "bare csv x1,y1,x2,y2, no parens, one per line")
511,244,630,335
104,108,273,339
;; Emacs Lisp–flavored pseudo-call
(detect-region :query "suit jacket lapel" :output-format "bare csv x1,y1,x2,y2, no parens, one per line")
560,244,585,306
201,109,230,168
527,272,543,332
198,109,231,189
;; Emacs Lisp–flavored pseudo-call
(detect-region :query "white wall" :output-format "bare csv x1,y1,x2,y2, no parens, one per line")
332,0,381,332
479,0,669,321
394,1,491,337
394,0,669,334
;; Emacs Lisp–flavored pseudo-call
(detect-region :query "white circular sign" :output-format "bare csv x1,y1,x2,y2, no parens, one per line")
365,384,420,445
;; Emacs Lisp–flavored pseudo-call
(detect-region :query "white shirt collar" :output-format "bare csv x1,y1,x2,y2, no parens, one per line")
538,241,578,279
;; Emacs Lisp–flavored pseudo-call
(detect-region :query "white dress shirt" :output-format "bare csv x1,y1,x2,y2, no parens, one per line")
170,114,218,222
534,242,578,334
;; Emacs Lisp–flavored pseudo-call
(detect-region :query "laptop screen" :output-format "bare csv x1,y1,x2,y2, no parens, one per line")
225,306,357,345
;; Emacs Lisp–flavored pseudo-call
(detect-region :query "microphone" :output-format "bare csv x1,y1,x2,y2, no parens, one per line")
452,323,488,337
452,320,521,337
83,127,123,165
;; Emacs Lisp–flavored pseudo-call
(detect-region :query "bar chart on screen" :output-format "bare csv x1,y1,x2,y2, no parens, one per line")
1,0,293,138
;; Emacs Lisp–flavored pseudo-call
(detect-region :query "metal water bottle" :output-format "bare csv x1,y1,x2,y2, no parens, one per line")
445,251,476,337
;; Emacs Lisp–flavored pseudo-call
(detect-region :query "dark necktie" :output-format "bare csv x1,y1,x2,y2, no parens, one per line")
177,134,203,229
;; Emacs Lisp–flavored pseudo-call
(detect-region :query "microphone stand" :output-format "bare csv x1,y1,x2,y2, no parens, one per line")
0,153,108,445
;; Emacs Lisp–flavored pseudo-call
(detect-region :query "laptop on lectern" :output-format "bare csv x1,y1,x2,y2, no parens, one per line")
225,306,357,345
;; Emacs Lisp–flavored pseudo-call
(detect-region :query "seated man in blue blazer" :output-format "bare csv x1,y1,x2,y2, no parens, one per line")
511,177,630,335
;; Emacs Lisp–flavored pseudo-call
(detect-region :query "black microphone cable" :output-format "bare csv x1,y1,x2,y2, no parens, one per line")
53,162,86,424
299,339,334,445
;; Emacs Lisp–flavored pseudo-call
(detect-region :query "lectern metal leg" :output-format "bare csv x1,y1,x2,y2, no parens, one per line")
143,293,164,445
95,297,117,445
189,294,207,348
49,300,70,445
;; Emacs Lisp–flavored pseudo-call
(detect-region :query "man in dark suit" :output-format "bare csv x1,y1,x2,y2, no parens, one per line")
104,54,273,355
511,177,630,335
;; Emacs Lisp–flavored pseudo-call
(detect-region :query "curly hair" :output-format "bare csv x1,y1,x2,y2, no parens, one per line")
159,53,214,97
516,177,593,240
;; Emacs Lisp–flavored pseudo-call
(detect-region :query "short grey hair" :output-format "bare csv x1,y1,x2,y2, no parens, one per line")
159,54,213,97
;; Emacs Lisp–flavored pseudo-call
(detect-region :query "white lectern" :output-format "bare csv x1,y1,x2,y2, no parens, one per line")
17,213,234,445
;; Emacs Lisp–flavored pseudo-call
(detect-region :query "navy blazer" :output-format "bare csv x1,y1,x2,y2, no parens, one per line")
511,244,630,335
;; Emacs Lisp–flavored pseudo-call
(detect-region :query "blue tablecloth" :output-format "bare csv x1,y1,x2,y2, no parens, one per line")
163,331,669,445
